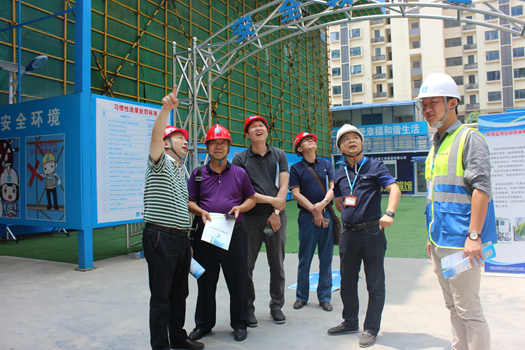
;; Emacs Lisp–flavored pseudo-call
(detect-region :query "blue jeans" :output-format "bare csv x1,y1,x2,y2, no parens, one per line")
296,210,334,303
339,224,387,336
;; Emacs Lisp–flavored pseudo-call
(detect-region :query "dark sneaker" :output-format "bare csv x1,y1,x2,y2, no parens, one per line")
319,301,333,312
270,309,286,324
170,338,205,350
293,300,306,309
188,328,210,341
359,330,377,348
248,314,258,327
327,322,359,336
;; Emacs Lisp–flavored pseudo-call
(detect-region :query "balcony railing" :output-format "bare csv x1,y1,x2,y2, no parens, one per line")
466,103,480,110
465,83,479,90
374,92,387,98
411,68,422,75
464,63,478,70
371,19,384,25
372,55,386,61
409,28,421,36
373,73,387,80
412,88,420,95
464,43,477,51
463,24,476,31
371,36,385,43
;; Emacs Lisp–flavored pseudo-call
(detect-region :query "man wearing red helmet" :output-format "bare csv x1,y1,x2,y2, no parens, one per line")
187,124,256,342
289,132,336,313
142,85,203,350
232,115,289,326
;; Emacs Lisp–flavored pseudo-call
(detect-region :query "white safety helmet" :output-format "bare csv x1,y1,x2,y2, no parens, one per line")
416,73,460,101
416,73,460,129
0,167,19,187
336,124,364,150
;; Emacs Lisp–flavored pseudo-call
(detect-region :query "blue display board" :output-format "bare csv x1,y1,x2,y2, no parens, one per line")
0,94,82,228
479,112,525,275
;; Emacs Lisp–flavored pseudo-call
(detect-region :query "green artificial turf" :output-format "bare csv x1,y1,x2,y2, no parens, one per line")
0,196,429,264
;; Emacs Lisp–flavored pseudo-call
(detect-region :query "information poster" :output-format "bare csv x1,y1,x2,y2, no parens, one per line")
94,96,165,226
479,112,525,276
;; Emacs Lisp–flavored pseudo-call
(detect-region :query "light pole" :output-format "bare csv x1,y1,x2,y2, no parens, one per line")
0,55,48,104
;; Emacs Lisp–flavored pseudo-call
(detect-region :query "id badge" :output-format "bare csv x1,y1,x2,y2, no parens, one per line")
344,195,357,207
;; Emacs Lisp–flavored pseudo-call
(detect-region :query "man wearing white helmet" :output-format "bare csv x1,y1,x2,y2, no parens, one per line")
327,124,400,348
416,73,496,350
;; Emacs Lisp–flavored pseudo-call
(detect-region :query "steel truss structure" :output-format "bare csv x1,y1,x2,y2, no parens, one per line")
172,0,525,169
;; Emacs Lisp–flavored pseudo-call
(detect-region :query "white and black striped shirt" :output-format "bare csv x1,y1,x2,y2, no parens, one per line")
143,152,190,229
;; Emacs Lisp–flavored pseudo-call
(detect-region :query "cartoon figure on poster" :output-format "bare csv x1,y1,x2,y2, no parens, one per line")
0,139,20,219
26,134,66,221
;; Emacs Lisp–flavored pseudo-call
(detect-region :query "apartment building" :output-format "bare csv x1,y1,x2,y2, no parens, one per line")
328,0,525,119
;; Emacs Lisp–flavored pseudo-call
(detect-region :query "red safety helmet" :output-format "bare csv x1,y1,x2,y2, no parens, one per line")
205,124,232,145
294,132,317,154
164,126,189,140
244,115,269,133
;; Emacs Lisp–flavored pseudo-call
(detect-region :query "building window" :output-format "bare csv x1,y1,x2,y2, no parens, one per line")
514,68,525,78
469,75,476,84
516,89,525,99
512,6,523,16
467,36,474,45
412,41,420,49
452,76,464,85
350,65,362,75
413,61,421,68
332,67,341,77
332,50,341,59
411,22,419,29
383,160,397,179
487,71,501,81
513,47,525,58
331,32,340,41
486,50,500,61
352,102,363,105
333,86,342,95
444,20,461,28
446,57,463,67
470,95,477,104
333,104,342,107
351,84,363,93
350,47,361,56
488,91,502,101
414,80,422,89
445,37,462,47
468,55,475,64
485,30,499,41
349,28,361,38
484,14,497,20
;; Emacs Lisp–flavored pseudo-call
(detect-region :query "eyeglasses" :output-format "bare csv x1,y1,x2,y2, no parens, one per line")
208,140,229,147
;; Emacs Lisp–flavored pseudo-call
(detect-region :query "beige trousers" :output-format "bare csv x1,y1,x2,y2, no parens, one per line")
431,244,491,350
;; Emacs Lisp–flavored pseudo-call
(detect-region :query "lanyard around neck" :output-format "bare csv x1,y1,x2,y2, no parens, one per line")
344,156,367,195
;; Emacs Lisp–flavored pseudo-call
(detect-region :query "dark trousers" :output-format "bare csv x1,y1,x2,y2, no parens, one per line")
142,226,191,350
243,212,287,313
339,224,387,336
46,187,58,208
193,224,249,331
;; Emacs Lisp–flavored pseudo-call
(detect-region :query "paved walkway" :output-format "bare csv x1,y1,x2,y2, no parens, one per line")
1,253,523,350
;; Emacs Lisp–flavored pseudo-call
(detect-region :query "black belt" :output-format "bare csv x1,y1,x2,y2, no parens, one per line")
145,223,188,237
342,219,380,232
300,207,328,213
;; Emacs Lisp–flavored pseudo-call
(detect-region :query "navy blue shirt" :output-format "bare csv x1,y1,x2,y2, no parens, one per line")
289,158,334,210
334,157,396,225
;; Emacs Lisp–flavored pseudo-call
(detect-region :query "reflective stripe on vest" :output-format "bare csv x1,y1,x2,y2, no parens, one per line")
425,125,496,249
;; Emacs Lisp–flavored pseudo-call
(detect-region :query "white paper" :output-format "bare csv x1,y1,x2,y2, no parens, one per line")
201,213,235,250
275,161,280,188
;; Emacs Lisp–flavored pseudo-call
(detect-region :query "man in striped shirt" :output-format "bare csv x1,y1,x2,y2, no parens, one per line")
142,85,204,350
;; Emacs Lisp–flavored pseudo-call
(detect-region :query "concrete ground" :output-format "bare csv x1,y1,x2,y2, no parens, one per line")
1,253,524,350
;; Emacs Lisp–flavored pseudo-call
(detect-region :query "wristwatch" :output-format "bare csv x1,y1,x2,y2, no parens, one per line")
324,198,330,204
385,210,395,218
274,209,280,215
469,231,480,240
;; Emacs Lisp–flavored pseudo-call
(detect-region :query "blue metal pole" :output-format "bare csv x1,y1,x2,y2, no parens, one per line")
17,0,22,103
76,0,94,270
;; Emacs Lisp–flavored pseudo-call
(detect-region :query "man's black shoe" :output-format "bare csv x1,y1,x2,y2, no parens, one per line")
248,314,258,327
188,328,210,341
170,338,205,350
293,300,306,309
327,322,359,335
234,328,247,341
320,301,333,312
270,309,286,324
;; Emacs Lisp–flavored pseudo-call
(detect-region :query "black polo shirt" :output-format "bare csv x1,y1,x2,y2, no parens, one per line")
289,158,334,210
333,157,395,225
232,144,289,216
